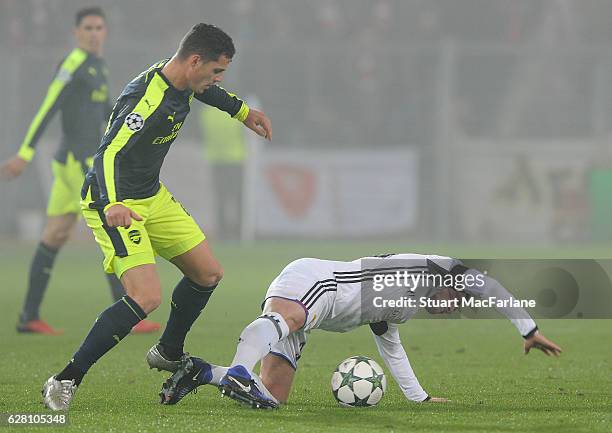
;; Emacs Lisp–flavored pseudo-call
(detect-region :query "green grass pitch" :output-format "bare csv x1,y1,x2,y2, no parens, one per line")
1,240,611,432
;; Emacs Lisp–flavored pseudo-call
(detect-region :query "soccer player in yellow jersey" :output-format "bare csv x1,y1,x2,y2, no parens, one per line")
0,7,160,335
42,23,272,410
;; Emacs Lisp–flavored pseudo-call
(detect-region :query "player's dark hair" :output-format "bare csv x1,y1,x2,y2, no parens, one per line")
75,6,105,26
177,23,235,62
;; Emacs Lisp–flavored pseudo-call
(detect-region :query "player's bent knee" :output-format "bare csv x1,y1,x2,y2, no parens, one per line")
130,292,162,314
188,266,223,288
264,299,307,333
120,264,163,313
42,229,71,248
262,310,304,334
283,315,305,333
123,282,163,314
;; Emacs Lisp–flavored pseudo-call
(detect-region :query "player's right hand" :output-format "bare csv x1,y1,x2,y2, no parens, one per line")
524,331,562,357
105,203,143,228
0,155,28,180
243,108,272,141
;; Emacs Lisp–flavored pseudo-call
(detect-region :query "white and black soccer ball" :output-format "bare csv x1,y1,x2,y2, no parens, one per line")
125,112,144,131
331,356,387,407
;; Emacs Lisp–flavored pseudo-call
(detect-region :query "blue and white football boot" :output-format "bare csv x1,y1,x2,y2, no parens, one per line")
219,365,279,409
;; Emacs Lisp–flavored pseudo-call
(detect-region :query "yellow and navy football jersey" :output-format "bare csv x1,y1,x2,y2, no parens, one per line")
18,47,111,165
83,59,249,208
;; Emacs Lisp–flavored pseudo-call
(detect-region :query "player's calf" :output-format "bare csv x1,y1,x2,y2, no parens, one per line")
227,299,305,375
185,266,223,288
230,312,291,373
46,294,148,407
157,277,218,361
260,353,296,404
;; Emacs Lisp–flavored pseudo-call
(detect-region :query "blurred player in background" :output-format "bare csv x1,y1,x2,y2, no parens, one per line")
160,253,562,409
0,7,160,335
42,23,272,411
200,104,247,240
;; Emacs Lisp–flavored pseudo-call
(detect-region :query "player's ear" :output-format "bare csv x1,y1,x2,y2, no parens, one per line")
188,54,203,68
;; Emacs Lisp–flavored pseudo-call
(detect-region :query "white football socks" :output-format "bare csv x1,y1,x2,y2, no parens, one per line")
208,365,229,386
231,312,290,372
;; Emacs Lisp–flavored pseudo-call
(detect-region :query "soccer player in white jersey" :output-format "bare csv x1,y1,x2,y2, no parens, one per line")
159,253,562,408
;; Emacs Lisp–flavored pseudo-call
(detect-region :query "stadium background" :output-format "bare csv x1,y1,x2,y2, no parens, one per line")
1,2,612,432
2,0,612,243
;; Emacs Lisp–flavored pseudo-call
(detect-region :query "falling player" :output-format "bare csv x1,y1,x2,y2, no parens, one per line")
159,253,562,408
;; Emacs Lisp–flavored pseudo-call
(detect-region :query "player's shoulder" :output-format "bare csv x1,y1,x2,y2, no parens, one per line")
118,59,170,101
59,48,89,73
53,48,89,82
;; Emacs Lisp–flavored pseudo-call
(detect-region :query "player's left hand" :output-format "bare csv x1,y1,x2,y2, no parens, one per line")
243,108,272,141
0,155,28,180
524,331,562,357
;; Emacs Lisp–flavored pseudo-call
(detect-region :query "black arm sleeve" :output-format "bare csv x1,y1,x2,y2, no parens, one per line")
193,85,244,117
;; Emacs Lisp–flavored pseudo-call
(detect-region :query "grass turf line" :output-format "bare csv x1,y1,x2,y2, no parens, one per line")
0,241,610,432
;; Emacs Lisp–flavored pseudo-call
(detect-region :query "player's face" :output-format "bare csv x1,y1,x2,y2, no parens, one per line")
187,55,231,93
74,15,107,55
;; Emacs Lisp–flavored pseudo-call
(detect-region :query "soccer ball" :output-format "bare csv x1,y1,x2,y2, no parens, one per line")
331,356,387,407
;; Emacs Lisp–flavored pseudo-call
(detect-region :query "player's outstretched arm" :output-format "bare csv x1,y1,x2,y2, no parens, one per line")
369,322,449,403
195,85,272,140
0,155,29,180
456,265,563,356
458,266,539,337
524,329,562,357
